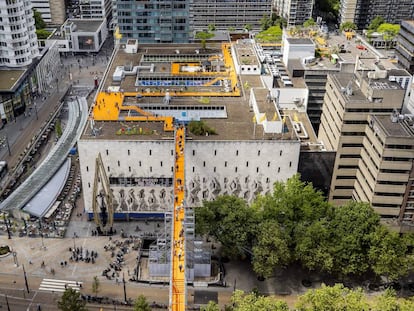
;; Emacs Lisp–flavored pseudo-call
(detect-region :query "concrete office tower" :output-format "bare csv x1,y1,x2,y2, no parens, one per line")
318,67,406,206
0,0,39,67
115,0,190,43
396,20,414,75
355,114,414,225
273,0,314,27
31,0,66,24
79,0,112,22
340,0,414,30
190,0,272,31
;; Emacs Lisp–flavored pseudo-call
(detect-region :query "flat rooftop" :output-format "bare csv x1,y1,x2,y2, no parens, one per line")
0,69,26,92
373,114,414,138
67,19,103,32
83,43,314,142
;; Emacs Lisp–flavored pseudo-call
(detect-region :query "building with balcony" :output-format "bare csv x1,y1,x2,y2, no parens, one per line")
273,0,314,27
190,0,272,31
114,0,191,43
31,0,66,25
340,0,414,30
396,20,414,75
355,113,414,225
317,67,407,208
0,0,40,67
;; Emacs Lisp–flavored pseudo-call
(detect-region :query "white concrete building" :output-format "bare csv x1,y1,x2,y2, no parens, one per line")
0,0,39,67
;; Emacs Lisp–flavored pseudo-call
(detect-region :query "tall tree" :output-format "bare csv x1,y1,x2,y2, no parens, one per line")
231,290,289,311
303,18,317,28
57,288,88,311
195,31,214,49
252,220,290,278
133,295,151,311
340,22,357,31
325,202,380,276
196,195,258,257
371,289,414,311
369,226,413,281
368,16,385,31
295,284,370,311
91,276,100,297
377,23,400,44
33,9,46,29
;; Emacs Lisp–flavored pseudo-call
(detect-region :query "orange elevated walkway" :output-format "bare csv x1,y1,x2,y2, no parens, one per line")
170,126,186,311
92,92,174,132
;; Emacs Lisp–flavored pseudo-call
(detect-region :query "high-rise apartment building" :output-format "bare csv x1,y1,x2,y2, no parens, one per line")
354,113,414,222
318,68,406,206
115,0,190,43
79,0,112,22
340,0,414,30
190,0,272,31
273,0,314,27
396,20,414,75
31,0,66,24
0,0,39,67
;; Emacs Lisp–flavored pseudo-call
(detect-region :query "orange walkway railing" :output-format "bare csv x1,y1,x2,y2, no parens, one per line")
170,125,186,311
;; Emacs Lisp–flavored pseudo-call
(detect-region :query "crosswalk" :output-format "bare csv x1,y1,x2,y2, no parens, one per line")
39,278,82,293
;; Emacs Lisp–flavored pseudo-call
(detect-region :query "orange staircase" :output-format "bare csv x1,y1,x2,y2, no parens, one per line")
170,126,187,311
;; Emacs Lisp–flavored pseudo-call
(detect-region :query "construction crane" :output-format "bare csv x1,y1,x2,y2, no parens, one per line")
169,125,187,311
92,153,114,235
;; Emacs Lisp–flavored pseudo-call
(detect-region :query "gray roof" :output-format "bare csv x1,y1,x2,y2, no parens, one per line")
23,159,71,217
68,19,104,33
286,38,314,45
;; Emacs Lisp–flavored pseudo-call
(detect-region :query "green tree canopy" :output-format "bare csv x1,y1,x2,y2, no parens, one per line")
201,301,220,311
369,226,413,281
368,16,385,31
303,18,317,28
36,29,51,40
252,220,290,278
188,120,216,136
133,295,151,311
195,195,259,257
33,9,46,29
340,21,357,31
296,284,370,311
195,31,214,49
57,288,88,311
377,23,400,42
324,202,380,276
231,290,289,311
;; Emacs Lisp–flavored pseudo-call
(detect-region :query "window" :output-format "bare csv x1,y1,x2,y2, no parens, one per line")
193,150,195,156
214,150,217,156
86,166,89,172
256,167,259,173
150,166,152,172
171,150,173,156
289,161,292,167
258,150,261,156
266,178,269,183
278,167,280,173
246,161,249,167
128,166,131,172
236,150,239,156
203,161,206,167
88,182,90,188
280,150,282,156
139,161,142,166
192,166,195,172
160,161,163,167
118,160,120,167
267,162,270,167
214,167,216,173
128,149,130,156
106,149,108,155
149,150,152,156
235,167,238,173
225,161,227,167
107,166,110,172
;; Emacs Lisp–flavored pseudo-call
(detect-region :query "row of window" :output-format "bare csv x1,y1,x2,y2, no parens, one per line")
104,148,285,157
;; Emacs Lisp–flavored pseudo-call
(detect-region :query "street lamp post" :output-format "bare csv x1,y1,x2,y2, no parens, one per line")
23,264,30,293
3,213,11,239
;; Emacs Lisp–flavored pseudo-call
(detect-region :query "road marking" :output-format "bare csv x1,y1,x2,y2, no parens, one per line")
39,279,82,293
